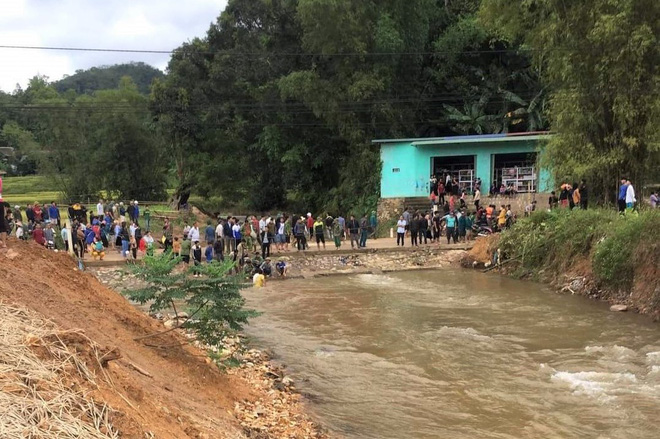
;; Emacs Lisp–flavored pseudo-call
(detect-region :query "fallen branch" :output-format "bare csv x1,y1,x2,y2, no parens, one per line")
119,359,153,378
133,300,209,342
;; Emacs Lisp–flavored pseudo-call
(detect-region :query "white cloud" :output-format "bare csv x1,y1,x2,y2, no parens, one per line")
0,0,227,92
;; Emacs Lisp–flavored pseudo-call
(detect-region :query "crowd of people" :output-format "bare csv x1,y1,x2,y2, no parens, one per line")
160,212,380,279
0,198,156,262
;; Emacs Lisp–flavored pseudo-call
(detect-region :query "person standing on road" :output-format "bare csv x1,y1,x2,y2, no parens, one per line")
359,214,369,248
346,215,360,249
369,211,377,239
442,211,458,244
337,214,346,241
396,215,406,246
409,214,419,247
294,216,307,251
402,208,410,236
313,217,326,250
332,217,342,249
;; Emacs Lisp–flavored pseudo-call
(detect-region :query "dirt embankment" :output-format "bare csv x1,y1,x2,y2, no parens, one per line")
0,241,327,438
463,234,660,320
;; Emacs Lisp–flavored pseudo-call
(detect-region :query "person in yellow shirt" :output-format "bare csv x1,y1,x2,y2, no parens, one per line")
253,271,265,288
313,218,326,250
497,205,507,229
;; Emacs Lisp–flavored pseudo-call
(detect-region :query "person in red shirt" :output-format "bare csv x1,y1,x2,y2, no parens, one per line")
306,213,314,232
33,202,43,223
33,223,46,246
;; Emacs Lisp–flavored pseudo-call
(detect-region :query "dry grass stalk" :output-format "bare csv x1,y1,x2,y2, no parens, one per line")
0,303,119,438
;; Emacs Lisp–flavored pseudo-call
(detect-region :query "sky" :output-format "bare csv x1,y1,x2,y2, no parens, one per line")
0,0,228,92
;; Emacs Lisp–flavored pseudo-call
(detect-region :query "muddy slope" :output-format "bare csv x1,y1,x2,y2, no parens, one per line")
0,241,252,438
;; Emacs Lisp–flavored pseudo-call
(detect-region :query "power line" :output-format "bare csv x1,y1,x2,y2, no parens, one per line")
0,44,553,57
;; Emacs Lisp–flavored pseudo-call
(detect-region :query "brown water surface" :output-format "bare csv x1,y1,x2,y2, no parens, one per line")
244,270,660,439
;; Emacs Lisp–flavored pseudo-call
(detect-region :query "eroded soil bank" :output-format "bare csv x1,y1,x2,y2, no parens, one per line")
0,241,328,438
461,210,660,321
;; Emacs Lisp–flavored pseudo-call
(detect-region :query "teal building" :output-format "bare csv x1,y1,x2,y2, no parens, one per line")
372,132,552,198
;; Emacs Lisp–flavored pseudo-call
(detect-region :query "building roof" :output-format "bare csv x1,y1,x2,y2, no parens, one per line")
372,131,552,145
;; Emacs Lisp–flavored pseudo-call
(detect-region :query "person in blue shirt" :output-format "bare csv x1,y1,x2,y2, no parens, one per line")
47,202,60,227
442,211,458,244
205,242,214,263
84,226,96,254
457,209,467,242
204,220,215,244
618,178,628,213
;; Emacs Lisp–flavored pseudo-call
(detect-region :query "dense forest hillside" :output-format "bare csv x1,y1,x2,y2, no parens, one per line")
53,62,164,94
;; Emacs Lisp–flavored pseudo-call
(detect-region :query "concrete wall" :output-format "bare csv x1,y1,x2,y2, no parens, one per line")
380,138,553,198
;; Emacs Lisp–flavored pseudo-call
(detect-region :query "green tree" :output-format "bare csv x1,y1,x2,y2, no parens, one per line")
54,62,164,95
17,76,168,201
480,0,660,202
126,253,258,347
152,0,542,213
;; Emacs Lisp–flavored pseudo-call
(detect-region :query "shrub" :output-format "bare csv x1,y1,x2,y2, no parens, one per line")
126,253,258,347
593,210,660,289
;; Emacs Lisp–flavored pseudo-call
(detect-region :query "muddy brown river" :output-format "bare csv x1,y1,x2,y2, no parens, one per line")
243,269,660,439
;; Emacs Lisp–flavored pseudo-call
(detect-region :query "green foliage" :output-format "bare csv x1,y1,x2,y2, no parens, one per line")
9,76,168,202
53,62,164,95
499,209,659,292
151,0,541,213
126,252,259,347
500,209,614,275
480,0,660,202
593,210,659,288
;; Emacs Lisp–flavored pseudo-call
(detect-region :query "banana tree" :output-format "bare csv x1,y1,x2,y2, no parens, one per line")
442,96,503,135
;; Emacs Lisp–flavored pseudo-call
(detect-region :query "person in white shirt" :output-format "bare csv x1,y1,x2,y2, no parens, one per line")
188,221,200,243
625,180,636,210
396,216,407,246
96,200,104,216
215,220,224,241
15,221,25,240
474,188,481,209
129,222,137,238
231,220,242,251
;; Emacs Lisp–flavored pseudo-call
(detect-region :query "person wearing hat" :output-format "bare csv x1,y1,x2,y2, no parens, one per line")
260,258,272,277
12,205,22,223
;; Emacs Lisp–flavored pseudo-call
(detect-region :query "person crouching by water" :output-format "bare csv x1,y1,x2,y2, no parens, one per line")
276,260,288,277
253,269,266,288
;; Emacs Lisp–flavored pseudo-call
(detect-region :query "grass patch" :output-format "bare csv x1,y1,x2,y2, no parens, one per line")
499,208,660,292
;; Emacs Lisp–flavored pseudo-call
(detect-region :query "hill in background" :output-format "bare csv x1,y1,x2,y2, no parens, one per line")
53,62,164,95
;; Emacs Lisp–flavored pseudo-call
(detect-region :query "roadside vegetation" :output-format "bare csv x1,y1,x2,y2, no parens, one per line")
497,209,660,317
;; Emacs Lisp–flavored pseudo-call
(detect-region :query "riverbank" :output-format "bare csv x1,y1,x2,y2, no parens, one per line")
0,241,328,438
463,209,660,320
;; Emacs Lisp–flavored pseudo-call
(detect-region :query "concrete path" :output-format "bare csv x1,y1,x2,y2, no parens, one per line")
83,237,474,267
